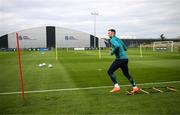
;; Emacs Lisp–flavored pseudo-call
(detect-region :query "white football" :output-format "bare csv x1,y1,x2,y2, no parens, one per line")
42,63,46,66
39,64,43,68
48,64,53,68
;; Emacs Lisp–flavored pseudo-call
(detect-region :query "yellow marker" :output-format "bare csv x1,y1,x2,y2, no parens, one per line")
140,44,143,58
55,45,58,61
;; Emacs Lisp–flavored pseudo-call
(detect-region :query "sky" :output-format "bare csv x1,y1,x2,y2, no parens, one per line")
0,0,180,38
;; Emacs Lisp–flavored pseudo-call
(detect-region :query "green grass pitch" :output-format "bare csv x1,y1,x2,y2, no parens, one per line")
0,48,180,114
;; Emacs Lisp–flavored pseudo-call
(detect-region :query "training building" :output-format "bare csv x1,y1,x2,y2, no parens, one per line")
0,26,106,49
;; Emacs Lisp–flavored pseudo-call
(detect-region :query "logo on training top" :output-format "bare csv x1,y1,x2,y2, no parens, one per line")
65,36,78,40
18,35,36,40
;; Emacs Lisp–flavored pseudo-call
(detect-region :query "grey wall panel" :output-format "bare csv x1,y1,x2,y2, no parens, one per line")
8,27,46,48
99,39,106,47
56,27,90,48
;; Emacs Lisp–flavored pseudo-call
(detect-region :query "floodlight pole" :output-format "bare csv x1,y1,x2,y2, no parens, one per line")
91,12,101,59
16,33,25,100
91,12,98,48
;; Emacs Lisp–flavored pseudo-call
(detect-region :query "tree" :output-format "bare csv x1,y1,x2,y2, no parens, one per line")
160,34,165,41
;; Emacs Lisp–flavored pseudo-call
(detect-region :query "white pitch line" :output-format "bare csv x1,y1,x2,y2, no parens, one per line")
0,80,180,95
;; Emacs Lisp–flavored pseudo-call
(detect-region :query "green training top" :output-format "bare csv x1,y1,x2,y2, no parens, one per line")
110,35,128,59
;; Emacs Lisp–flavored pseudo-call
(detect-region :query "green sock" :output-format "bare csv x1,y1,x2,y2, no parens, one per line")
129,78,136,87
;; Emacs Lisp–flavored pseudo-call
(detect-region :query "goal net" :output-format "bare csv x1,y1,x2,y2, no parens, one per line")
153,41,174,52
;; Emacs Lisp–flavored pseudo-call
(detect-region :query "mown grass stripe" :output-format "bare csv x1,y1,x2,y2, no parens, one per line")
0,80,179,95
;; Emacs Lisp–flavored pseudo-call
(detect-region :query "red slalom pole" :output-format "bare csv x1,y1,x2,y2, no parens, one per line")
16,32,25,99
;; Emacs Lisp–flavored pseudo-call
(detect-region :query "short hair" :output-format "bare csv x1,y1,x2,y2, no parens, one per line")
108,29,116,34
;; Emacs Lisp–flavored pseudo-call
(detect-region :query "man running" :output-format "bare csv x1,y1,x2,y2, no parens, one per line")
107,29,139,94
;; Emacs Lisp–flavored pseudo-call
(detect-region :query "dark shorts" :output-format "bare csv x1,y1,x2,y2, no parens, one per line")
108,59,129,72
